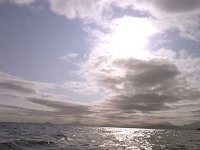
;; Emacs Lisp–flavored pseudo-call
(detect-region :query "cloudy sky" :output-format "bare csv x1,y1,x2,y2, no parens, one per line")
0,0,200,126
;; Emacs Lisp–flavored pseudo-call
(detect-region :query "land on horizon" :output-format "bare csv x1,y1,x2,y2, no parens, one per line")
1,121,200,130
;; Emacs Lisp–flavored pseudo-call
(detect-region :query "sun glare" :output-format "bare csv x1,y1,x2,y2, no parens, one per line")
106,17,158,59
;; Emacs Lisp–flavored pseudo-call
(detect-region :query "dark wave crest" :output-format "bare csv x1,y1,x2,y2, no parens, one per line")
0,139,54,150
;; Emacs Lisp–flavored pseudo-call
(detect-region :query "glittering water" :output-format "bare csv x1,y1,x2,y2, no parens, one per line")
0,122,199,150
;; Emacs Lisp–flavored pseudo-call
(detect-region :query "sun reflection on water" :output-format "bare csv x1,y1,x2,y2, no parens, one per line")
102,127,177,150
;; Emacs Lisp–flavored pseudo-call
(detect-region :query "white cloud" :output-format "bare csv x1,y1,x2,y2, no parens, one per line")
61,53,78,61
0,0,35,5
131,0,200,41
49,0,105,21
2,0,200,41
48,0,200,41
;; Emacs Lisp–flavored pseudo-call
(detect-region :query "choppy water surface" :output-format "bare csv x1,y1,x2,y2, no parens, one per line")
0,122,199,150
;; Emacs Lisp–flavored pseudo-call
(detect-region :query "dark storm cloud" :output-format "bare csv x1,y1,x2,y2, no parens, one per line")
0,104,45,115
28,98,92,115
191,109,200,117
99,58,181,93
151,0,200,14
103,113,136,120
0,72,57,95
0,96,92,117
113,59,180,88
133,0,200,17
0,80,36,94
97,58,200,113
98,75,122,92
107,94,177,112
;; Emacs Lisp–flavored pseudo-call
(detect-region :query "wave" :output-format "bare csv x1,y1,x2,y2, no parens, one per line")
0,139,54,150
0,123,200,150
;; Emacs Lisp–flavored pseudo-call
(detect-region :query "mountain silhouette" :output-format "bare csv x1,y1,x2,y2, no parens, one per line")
182,121,200,130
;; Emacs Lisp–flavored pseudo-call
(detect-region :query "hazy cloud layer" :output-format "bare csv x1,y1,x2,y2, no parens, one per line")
1,0,200,41
0,0,200,126
28,97,91,115
0,71,99,124
48,0,200,40
62,81,99,96
0,73,56,94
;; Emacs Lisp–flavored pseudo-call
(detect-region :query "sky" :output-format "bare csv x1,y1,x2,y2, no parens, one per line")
0,0,200,126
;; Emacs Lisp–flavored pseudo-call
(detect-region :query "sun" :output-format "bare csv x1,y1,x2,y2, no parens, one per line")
105,17,158,60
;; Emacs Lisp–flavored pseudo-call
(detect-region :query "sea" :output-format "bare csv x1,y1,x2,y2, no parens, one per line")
0,122,199,150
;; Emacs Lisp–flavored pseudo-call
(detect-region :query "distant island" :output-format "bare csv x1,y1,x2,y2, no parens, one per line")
65,121,200,130
66,121,82,126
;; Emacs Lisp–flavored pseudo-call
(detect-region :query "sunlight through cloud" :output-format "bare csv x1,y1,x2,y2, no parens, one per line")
103,17,159,59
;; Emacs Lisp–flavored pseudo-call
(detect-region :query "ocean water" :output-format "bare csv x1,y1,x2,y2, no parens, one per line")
0,122,199,150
